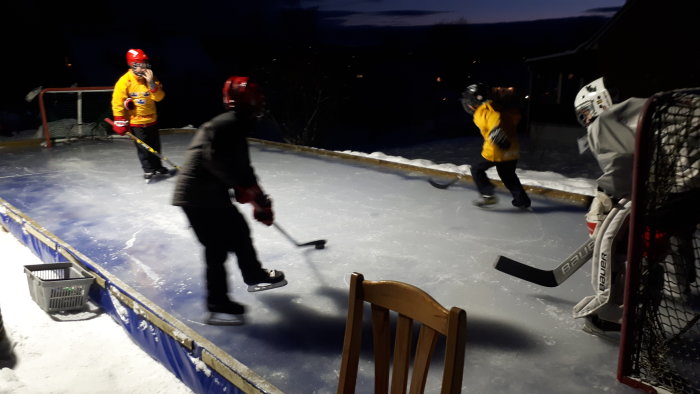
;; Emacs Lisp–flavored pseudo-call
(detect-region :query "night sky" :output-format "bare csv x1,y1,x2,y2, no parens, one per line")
299,0,624,26
2,0,624,138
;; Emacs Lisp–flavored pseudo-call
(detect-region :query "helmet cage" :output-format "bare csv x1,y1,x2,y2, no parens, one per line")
461,83,489,115
130,62,151,70
574,77,613,127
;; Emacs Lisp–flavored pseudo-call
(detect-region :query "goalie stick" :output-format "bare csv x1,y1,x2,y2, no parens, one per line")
494,238,594,287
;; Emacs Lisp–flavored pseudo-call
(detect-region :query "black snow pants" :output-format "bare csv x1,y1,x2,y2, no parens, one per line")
471,158,531,208
182,204,263,304
131,125,164,173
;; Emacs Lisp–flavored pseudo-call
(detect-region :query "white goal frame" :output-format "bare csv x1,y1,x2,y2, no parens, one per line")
38,86,114,148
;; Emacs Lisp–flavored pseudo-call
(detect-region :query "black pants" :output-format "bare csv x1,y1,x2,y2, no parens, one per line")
131,125,163,173
183,205,263,304
470,158,531,207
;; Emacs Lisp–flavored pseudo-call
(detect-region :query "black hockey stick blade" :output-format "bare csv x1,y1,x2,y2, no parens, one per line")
273,223,327,249
494,238,595,287
494,256,559,287
299,239,327,249
428,178,459,189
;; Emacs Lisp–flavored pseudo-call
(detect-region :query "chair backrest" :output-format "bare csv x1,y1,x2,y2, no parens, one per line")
337,272,467,394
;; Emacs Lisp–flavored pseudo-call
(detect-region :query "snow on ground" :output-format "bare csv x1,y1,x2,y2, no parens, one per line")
0,224,193,393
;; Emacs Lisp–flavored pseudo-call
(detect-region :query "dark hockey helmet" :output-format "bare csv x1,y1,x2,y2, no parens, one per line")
461,82,489,115
222,76,266,116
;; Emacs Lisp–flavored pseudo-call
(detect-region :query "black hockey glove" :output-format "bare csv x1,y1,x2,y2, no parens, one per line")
489,127,511,150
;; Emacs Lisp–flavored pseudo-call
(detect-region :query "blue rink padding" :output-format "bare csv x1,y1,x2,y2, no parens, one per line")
0,198,283,394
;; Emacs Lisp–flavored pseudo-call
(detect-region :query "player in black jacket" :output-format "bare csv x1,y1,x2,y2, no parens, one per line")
172,76,286,325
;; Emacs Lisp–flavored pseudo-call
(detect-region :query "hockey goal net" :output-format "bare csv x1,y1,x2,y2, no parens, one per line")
619,88,700,393
38,87,114,147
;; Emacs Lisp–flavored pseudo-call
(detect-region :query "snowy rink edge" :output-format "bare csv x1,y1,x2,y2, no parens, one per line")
0,197,284,394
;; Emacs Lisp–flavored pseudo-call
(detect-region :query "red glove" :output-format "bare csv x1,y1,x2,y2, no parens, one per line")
234,184,262,204
253,194,274,226
112,116,130,135
123,98,136,110
234,185,274,226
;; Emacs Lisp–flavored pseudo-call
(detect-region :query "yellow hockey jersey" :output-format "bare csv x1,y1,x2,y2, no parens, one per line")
473,100,520,162
111,71,165,126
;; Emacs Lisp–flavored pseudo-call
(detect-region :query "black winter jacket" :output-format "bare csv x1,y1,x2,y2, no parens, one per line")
172,111,258,207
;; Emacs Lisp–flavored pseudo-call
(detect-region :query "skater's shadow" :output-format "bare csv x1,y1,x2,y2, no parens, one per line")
246,286,349,355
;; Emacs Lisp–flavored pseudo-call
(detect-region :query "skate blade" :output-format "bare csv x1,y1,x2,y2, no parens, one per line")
581,325,620,342
247,279,288,293
206,312,245,326
473,202,497,208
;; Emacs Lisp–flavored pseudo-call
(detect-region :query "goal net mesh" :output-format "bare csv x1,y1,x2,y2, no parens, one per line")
620,88,700,394
39,88,114,145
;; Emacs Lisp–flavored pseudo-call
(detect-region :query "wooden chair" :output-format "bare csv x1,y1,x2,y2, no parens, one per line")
337,272,467,394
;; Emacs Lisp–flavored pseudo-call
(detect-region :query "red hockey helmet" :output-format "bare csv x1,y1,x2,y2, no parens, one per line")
222,76,265,116
126,49,149,66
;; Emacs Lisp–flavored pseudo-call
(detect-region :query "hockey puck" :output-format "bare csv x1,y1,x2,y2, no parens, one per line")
315,244,325,250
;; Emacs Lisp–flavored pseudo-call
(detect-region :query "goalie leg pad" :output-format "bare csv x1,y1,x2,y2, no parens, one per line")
574,199,631,320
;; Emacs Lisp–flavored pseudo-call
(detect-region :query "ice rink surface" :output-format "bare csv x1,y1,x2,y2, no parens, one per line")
0,134,638,393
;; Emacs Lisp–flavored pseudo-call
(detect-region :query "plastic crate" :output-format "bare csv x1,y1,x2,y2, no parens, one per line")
24,263,94,313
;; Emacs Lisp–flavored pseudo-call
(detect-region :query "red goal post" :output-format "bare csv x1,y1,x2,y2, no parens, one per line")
38,86,114,147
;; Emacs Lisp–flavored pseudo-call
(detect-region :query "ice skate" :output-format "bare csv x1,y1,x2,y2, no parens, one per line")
472,195,498,207
206,300,246,326
144,167,177,184
246,269,288,292
206,312,245,326
154,166,177,176
582,315,621,342
512,199,532,211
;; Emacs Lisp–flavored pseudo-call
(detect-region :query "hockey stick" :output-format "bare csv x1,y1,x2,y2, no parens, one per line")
273,223,326,249
494,238,594,287
104,118,180,170
428,177,459,189
428,172,472,189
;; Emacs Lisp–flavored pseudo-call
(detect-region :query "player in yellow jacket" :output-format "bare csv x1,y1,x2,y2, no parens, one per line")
461,83,530,208
111,48,170,182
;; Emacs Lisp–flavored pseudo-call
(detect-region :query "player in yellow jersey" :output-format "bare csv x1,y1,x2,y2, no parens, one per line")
461,83,530,209
111,49,171,182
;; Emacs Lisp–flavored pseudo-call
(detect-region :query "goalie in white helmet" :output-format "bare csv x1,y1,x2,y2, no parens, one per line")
573,77,614,128
571,78,699,337
571,77,646,336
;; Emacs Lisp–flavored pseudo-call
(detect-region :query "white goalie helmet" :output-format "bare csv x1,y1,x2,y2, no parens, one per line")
574,77,613,127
